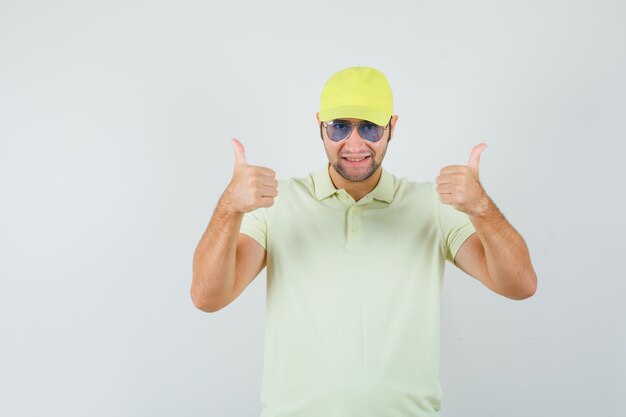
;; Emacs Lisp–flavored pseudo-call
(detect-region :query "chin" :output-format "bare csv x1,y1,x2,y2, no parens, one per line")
334,158,379,182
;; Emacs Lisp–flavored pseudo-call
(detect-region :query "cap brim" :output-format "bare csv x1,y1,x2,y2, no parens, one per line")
319,105,391,126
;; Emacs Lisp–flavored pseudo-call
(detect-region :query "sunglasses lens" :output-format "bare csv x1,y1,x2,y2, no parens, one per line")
358,122,384,142
327,121,351,141
326,120,385,142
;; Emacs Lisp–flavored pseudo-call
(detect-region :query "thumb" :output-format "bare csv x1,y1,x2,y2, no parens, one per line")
467,142,487,174
231,138,247,167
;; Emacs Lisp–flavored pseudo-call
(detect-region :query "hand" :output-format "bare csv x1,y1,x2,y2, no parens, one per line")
221,138,278,213
435,143,490,217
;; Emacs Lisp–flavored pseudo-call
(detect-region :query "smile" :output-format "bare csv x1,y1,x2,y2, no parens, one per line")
342,155,371,165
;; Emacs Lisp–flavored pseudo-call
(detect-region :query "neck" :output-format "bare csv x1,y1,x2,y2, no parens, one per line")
328,162,382,202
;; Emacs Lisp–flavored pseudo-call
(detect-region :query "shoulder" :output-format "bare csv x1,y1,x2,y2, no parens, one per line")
385,169,434,204
273,169,322,200
278,175,311,191
403,178,434,195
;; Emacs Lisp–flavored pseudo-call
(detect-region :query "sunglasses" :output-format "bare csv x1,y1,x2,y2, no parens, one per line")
321,118,391,143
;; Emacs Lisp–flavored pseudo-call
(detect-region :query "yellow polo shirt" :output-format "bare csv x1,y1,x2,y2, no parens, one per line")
239,162,476,417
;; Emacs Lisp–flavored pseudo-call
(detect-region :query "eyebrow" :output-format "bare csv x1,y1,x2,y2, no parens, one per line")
331,119,372,123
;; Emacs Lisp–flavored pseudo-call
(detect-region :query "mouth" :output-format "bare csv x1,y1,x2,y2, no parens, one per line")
342,155,371,166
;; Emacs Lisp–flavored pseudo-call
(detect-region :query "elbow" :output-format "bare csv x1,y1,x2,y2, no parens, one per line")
510,288,535,301
190,268,229,313
508,273,538,301
524,271,538,298
527,278,538,298
190,287,225,313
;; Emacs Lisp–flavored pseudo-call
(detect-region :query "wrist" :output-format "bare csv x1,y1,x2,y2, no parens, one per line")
469,194,497,220
218,190,244,216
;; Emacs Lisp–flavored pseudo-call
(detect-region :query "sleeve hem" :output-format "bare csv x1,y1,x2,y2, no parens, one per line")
240,230,266,250
450,228,476,266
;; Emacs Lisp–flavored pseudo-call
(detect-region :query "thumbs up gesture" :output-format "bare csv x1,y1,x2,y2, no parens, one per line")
435,143,490,217
222,138,279,213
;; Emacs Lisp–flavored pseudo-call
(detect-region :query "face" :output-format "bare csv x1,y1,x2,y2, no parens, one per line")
316,113,398,183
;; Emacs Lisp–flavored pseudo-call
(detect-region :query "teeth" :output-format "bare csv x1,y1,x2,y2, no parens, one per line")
346,157,367,162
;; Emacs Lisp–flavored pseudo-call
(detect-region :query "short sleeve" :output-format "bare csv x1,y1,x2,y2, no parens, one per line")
240,207,268,250
432,182,477,265
239,179,281,250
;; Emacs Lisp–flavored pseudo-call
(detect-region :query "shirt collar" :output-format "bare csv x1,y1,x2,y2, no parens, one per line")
312,162,394,203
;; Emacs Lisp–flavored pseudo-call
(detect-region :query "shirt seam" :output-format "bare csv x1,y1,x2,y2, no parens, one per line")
265,179,283,243
432,181,447,260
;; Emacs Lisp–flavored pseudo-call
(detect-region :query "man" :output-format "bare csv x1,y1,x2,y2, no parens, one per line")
191,66,537,416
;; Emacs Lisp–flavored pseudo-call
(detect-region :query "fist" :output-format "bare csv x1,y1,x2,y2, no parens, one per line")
436,143,490,216
222,138,278,213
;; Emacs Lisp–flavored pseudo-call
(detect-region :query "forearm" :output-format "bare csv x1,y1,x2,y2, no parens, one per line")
469,196,537,299
191,193,242,311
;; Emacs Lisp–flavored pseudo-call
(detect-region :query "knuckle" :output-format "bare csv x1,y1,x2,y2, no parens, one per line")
247,177,256,187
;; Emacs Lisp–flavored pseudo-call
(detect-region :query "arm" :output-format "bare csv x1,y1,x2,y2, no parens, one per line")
191,138,276,312
191,197,242,312
191,195,268,312
437,143,537,300
454,197,537,300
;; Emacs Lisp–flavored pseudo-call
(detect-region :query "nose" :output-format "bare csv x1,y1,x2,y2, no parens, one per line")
343,125,369,149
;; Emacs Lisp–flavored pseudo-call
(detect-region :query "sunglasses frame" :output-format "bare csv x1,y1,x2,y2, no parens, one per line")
320,117,392,143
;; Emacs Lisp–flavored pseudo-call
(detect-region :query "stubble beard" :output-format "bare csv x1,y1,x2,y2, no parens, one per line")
328,144,387,183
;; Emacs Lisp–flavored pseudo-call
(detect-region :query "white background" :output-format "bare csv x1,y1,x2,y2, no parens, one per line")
1,0,625,416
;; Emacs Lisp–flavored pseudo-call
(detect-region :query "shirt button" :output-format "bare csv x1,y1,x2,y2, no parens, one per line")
343,195,349,199
351,226,358,232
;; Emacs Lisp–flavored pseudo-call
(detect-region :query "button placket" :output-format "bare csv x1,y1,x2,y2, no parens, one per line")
338,191,354,208
347,203,362,244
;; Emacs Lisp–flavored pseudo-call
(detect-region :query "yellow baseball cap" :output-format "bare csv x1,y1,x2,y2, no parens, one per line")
319,66,393,127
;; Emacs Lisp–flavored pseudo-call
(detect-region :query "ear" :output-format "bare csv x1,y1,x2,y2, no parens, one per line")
388,114,398,143
317,112,324,142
